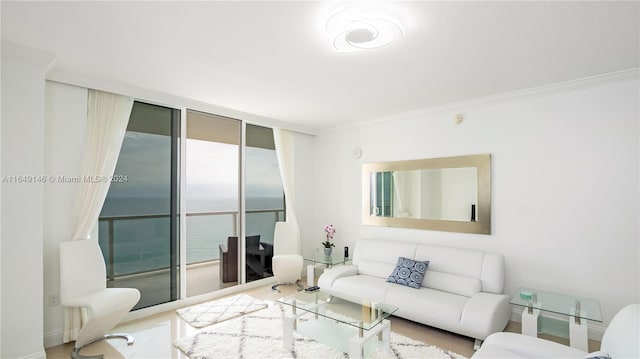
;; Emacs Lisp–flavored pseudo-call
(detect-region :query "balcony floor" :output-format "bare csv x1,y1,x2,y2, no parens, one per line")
109,261,264,309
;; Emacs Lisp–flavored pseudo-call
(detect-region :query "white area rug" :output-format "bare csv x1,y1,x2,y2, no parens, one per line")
176,294,268,328
174,302,468,359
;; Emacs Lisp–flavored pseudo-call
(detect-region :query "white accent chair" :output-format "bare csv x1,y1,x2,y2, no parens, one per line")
271,221,304,292
472,304,639,358
60,239,141,359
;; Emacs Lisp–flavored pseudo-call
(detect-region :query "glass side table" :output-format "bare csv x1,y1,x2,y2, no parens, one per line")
304,252,352,286
510,287,602,351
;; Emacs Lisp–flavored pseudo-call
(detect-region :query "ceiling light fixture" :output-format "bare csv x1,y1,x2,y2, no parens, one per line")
326,4,404,53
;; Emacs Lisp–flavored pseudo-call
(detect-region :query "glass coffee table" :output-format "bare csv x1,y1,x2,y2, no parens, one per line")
510,287,602,351
278,290,397,359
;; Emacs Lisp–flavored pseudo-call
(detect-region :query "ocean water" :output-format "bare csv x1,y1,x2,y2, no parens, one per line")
98,197,284,276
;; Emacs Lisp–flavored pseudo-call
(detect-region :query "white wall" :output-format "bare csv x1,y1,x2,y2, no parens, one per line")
292,132,316,247
42,82,88,347
1,43,55,359
309,75,640,338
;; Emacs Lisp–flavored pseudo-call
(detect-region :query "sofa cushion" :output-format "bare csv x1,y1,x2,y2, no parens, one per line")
415,244,484,278
353,239,416,278
423,270,482,297
330,275,394,304
358,260,397,279
386,257,429,289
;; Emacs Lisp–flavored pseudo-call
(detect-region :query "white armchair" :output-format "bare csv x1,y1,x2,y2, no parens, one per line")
60,239,141,359
472,304,639,358
270,221,304,292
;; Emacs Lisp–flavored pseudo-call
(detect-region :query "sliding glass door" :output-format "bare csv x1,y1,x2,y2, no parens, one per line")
98,102,284,306
245,124,284,282
185,110,241,296
184,116,285,291
99,101,180,310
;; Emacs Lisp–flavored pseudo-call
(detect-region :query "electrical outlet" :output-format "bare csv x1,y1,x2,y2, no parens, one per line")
49,294,60,307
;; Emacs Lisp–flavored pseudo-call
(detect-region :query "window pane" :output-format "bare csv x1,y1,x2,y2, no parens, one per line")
99,101,179,310
245,124,284,282
370,172,393,217
185,110,240,296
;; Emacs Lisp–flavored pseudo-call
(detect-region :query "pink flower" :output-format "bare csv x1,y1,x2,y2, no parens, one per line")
324,224,336,239
322,224,336,248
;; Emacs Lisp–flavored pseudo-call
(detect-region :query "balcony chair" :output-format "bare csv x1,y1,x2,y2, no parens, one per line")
472,303,639,358
60,239,141,359
219,236,239,283
220,235,273,283
271,221,304,292
245,234,273,279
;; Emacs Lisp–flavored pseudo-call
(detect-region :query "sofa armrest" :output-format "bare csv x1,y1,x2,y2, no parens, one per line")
460,292,511,340
317,265,359,289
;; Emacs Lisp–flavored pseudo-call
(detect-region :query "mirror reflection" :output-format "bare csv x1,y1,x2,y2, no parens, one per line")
362,154,491,234
370,167,478,221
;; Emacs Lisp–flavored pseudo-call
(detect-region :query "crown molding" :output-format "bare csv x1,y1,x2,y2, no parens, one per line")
1,41,57,73
323,68,640,133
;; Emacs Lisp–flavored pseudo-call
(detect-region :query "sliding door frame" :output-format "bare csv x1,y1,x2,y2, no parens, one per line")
179,109,187,299
169,107,181,302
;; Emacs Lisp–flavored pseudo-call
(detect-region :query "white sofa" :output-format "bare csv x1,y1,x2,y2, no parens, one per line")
317,239,511,344
472,304,639,358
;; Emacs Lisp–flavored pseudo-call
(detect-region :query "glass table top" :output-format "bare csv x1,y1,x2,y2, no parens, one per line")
278,290,398,331
510,287,602,322
304,252,352,266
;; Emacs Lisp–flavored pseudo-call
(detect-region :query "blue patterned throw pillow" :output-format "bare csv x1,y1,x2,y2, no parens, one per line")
386,257,429,289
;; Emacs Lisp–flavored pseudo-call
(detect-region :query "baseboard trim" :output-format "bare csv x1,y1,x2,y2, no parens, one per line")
19,349,47,359
510,307,606,341
44,328,64,349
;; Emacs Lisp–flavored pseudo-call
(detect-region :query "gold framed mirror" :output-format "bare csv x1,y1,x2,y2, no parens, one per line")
362,154,491,234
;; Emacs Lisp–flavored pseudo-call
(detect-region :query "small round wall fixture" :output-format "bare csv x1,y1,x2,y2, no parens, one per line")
326,4,404,53
352,147,362,159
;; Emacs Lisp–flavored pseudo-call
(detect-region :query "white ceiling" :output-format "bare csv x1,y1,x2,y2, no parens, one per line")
2,1,639,130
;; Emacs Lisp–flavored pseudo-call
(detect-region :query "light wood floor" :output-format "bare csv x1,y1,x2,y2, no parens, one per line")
45,283,601,358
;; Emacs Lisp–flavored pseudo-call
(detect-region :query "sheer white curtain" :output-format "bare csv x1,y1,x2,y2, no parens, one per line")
273,128,299,239
63,89,133,343
392,171,408,217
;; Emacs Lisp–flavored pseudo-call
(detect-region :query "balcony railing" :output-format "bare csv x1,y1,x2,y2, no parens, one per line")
98,208,284,281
